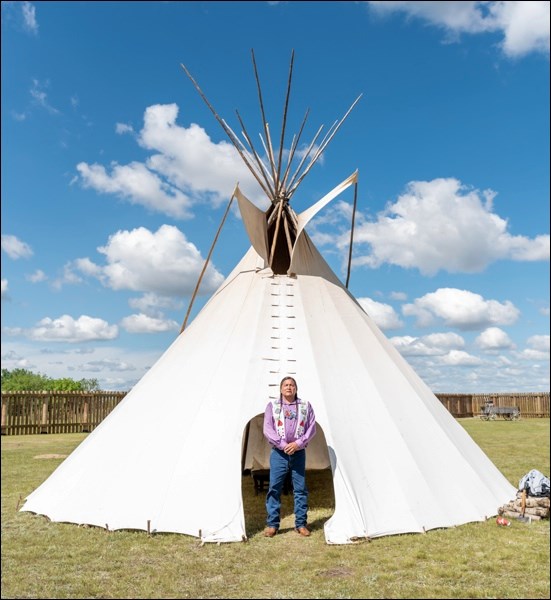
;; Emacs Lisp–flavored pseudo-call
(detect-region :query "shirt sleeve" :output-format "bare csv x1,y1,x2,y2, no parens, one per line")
295,401,316,449
263,402,284,449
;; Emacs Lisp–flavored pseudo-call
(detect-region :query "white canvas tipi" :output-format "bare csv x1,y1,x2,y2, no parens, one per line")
20,53,516,544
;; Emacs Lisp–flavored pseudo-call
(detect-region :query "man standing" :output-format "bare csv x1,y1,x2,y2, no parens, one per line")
263,376,317,537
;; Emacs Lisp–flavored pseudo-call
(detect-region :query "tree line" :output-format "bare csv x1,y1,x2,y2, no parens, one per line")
1,368,100,392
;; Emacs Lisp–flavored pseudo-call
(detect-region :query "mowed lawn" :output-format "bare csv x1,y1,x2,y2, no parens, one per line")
1,418,549,599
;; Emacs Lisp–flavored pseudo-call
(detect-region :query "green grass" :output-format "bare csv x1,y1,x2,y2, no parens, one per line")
2,419,549,599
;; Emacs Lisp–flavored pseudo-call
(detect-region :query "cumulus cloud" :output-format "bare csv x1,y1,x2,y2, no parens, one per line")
120,313,180,334
521,335,550,361
76,161,193,220
26,269,47,283
77,103,259,219
390,332,465,356
526,334,550,351
51,263,85,290
475,327,516,351
438,350,484,366
351,178,549,276
357,297,404,329
367,1,550,57
69,224,224,297
518,334,550,361
6,314,119,343
140,104,257,202
402,287,520,330
1,234,33,259
128,292,183,316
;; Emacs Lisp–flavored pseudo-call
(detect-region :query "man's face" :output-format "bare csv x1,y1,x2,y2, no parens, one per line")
281,379,297,398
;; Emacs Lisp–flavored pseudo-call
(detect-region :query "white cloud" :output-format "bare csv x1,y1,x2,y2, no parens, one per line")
115,122,134,135
519,348,550,361
0,348,35,370
1,279,9,301
71,225,224,297
51,263,84,290
8,315,119,343
438,350,484,366
70,358,136,373
11,110,27,121
390,332,465,356
120,313,180,334
1,234,33,259
489,1,550,57
475,327,516,351
402,287,520,330
367,1,550,57
1,342,159,391
357,297,404,329
26,269,47,283
389,291,407,301
76,161,193,220
351,178,549,276
128,292,183,316
21,2,38,34
30,79,60,115
77,103,260,219
139,103,259,205
526,334,550,352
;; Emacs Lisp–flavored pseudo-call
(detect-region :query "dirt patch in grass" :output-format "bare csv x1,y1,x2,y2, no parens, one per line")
33,454,67,459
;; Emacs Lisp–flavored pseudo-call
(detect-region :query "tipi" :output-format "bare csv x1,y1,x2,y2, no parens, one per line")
20,52,516,544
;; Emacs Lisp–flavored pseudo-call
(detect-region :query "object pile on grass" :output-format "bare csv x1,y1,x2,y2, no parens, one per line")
498,491,550,521
498,469,550,522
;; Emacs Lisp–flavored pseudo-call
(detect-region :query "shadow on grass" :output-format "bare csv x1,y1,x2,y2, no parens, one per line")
241,468,335,537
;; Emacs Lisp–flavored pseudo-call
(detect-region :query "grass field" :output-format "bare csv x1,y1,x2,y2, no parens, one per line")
1,418,549,599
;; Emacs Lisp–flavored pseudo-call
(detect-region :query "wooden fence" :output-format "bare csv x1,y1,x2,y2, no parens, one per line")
437,392,550,419
1,391,126,436
1,390,549,436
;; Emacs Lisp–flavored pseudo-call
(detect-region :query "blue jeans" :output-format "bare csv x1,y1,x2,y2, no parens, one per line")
266,447,308,529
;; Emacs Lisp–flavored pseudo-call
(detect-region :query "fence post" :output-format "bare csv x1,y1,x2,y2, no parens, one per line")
82,398,89,433
40,394,49,434
1,396,6,435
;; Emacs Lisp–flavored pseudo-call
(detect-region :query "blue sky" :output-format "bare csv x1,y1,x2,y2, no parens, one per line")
1,1,549,393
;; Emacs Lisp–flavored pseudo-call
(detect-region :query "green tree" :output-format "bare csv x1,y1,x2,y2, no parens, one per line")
1,369,100,392
1,368,51,391
77,378,100,392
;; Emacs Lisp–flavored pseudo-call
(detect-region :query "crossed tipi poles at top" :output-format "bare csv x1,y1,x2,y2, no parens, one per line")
179,50,362,332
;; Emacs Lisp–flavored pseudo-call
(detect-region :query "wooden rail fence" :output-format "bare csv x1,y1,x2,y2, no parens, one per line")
1,391,549,436
437,392,549,419
1,391,126,436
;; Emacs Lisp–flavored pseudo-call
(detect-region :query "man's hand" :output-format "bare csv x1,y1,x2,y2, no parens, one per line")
284,441,300,455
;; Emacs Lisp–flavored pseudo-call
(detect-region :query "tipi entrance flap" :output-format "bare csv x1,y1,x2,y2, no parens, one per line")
242,414,331,471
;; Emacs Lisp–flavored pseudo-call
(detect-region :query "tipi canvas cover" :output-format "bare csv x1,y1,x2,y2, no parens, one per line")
20,54,516,544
